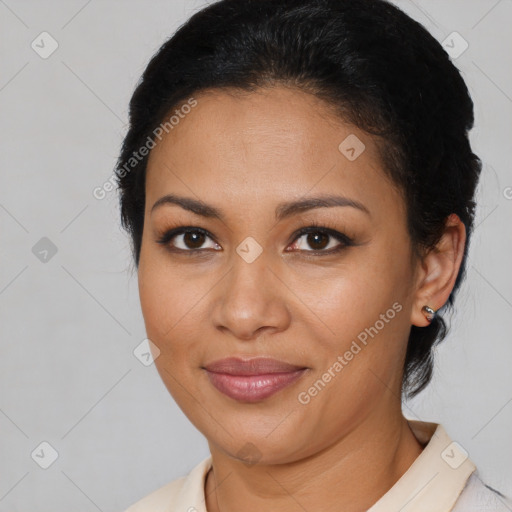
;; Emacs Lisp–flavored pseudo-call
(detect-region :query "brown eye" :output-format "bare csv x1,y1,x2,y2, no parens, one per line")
183,231,206,249
288,226,353,254
305,232,330,250
156,227,221,253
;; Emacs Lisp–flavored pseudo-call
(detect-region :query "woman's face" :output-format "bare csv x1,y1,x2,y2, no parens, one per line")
139,86,420,463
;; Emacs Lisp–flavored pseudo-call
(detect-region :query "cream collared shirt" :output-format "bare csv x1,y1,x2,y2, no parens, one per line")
124,420,511,512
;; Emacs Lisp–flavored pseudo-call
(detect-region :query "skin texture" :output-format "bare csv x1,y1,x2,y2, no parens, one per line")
138,86,466,512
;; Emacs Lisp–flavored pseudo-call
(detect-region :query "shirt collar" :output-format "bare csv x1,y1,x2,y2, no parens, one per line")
367,419,476,511
174,419,476,512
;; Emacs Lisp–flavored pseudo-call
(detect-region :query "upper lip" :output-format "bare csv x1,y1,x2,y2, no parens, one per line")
203,357,307,375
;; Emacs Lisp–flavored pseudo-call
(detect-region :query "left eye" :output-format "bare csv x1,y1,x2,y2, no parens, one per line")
288,228,351,253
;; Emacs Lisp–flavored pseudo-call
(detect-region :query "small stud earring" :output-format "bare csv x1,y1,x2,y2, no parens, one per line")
421,305,436,323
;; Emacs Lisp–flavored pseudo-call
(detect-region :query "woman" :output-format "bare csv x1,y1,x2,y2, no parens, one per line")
116,0,511,510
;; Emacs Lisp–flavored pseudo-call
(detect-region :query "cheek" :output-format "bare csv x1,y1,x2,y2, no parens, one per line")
138,259,204,404
307,257,404,337
306,243,412,377
138,236,192,335
137,245,212,373
138,266,169,339
138,246,187,358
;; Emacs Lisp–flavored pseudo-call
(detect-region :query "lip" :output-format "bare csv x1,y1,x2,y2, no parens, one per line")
203,357,308,402
203,356,306,375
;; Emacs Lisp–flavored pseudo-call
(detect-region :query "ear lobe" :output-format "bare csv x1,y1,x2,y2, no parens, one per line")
411,214,466,327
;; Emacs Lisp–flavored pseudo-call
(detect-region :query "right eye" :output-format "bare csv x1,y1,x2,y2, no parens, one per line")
156,226,222,253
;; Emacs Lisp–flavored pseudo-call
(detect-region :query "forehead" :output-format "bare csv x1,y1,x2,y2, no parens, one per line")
145,86,402,218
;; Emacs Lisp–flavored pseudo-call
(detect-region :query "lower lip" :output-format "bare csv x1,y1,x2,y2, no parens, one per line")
205,369,308,402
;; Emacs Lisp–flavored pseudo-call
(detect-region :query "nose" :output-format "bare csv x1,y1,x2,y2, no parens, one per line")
211,248,291,341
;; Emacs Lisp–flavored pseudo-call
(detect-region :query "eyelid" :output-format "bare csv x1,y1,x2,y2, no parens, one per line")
286,225,353,254
292,225,351,242
156,223,354,254
155,226,220,252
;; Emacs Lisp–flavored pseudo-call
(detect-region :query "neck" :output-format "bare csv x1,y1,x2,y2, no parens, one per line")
204,411,425,512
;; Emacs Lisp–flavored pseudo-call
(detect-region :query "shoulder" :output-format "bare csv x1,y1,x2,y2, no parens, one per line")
451,471,512,512
122,475,187,512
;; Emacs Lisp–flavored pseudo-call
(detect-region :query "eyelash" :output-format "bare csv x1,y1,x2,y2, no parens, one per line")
156,221,354,257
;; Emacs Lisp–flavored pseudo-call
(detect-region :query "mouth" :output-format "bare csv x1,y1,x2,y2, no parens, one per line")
202,357,309,402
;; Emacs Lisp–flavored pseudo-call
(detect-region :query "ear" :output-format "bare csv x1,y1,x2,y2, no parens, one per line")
411,214,467,327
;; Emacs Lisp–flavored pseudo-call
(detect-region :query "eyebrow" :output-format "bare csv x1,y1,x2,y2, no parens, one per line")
150,193,371,220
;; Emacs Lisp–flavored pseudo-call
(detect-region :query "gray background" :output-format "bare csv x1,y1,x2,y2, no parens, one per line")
1,1,511,511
